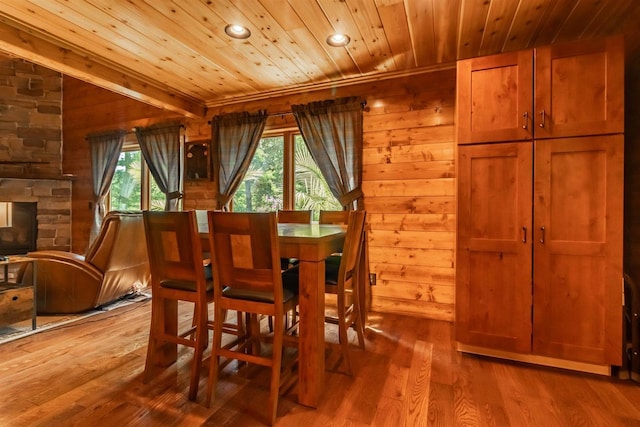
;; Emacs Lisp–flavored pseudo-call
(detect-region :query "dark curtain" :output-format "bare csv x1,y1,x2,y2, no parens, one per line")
292,96,369,323
135,122,183,211
87,129,126,244
211,111,268,210
291,96,364,210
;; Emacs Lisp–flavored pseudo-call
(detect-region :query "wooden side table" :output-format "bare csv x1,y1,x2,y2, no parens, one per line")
0,256,36,330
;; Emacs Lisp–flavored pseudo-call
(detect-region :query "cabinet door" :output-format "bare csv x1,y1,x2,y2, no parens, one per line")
534,36,624,139
457,50,533,144
456,142,533,352
533,135,623,365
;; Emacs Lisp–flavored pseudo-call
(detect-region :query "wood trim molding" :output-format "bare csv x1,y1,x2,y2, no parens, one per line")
204,62,457,109
456,342,612,376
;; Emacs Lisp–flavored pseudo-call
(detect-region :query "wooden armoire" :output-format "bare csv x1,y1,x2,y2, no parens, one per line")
455,35,624,374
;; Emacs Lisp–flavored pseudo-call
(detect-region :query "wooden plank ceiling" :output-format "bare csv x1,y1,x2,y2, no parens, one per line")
0,0,638,118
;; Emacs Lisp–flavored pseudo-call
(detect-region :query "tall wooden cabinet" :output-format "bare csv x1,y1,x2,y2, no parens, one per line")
456,35,624,372
457,142,533,353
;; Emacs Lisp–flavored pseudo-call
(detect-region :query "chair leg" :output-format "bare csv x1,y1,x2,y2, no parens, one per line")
188,300,208,401
337,305,353,376
269,311,293,335
206,304,224,407
335,288,359,375
353,312,366,350
352,288,366,350
268,313,284,425
143,331,157,383
143,296,163,383
236,311,246,338
249,314,261,356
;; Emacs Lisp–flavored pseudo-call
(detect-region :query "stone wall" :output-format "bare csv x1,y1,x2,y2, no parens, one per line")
0,55,71,252
0,178,72,251
0,54,63,178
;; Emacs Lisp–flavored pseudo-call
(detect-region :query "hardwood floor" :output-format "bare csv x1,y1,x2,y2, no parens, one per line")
0,300,639,426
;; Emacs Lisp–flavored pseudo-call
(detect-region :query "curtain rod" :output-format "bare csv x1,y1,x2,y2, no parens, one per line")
85,124,185,140
207,100,368,124
130,123,186,132
269,100,367,117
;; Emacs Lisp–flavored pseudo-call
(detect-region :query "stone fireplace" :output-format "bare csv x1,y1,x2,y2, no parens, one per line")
0,202,37,256
1,55,72,253
0,179,71,252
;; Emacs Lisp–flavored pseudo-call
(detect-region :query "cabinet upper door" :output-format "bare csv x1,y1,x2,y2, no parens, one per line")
457,50,533,144
533,135,623,365
456,142,533,353
534,36,624,139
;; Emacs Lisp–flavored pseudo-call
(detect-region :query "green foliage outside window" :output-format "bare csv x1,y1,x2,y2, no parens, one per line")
110,151,141,210
149,180,165,211
110,150,165,211
232,135,341,219
293,135,341,220
233,136,284,212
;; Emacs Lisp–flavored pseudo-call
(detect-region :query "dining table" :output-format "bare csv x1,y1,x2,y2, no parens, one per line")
197,216,346,408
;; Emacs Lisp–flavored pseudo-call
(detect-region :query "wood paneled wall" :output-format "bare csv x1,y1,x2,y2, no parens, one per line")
361,78,455,320
62,76,183,253
63,68,457,321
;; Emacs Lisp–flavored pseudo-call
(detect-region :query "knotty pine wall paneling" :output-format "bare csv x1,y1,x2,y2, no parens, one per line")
62,76,183,253
362,72,456,321
190,69,458,320
63,69,457,321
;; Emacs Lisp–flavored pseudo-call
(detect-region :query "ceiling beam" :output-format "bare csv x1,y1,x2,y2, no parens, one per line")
0,18,205,118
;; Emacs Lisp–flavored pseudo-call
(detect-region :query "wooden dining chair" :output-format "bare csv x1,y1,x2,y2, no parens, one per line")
283,210,367,375
319,209,350,265
205,211,298,425
330,210,366,367
142,210,239,401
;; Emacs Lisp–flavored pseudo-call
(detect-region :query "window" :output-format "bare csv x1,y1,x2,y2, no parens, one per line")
293,134,341,220
109,142,165,211
232,132,340,219
232,135,284,212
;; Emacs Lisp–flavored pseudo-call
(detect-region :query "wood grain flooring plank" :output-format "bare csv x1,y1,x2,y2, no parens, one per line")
404,340,432,426
0,302,639,426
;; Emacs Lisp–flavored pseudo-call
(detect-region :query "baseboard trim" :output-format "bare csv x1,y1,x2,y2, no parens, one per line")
456,342,612,376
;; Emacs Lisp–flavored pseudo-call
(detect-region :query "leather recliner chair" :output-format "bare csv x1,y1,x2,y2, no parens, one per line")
18,211,150,314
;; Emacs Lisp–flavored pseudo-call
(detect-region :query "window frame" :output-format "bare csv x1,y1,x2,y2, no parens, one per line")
248,129,297,211
233,129,339,215
107,136,156,211
281,130,296,210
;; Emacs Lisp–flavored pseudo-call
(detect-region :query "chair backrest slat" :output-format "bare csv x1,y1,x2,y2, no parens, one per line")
208,212,283,297
319,210,349,225
143,211,205,289
339,210,366,282
277,209,311,224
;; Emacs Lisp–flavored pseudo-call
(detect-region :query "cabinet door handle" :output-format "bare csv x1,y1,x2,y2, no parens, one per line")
539,110,546,128
522,226,527,243
539,226,545,243
522,112,529,129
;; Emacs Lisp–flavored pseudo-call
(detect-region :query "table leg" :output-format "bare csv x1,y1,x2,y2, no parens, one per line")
297,259,325,407
31,261,37,330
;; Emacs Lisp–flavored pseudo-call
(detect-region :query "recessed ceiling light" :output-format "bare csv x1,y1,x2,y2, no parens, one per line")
225,24,251,39
327,33,350,47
